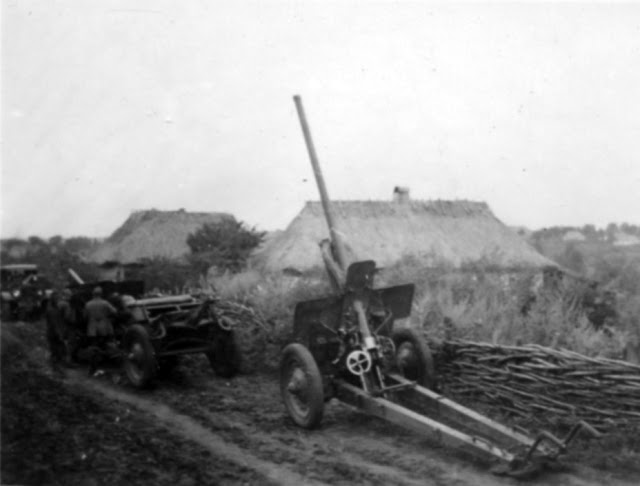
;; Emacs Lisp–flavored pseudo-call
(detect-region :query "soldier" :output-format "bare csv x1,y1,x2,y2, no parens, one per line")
83,286,117,376
45,291,66,372
58,288,77,363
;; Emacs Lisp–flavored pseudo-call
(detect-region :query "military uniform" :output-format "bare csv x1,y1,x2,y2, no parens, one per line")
58,291,77,362
45,294,66,369
83,288,117,375
84,296,117,337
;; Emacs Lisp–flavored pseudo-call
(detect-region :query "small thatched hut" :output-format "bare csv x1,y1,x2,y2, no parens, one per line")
88,209,234,268
252,197,553,274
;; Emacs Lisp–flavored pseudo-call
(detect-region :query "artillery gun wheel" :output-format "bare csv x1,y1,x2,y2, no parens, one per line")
280,343,324,429
123,324,157,388
392,328,436,389
207,330,240,378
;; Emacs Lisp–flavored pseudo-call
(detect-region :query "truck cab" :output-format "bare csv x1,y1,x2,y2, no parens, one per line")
0,264,52,321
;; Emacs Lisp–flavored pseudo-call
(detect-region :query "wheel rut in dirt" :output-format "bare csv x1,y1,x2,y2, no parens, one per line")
68,371,329,486
148,374,479,486
4,320,639,486
144,372,640,486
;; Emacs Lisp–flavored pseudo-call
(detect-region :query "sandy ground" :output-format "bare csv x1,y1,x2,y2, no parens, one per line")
2,319,639,486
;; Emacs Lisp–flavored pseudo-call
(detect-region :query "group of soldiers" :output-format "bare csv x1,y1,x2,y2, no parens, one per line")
45,286,118,375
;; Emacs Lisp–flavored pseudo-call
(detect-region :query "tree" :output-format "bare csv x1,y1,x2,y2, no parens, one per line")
63,236,100,254
582,224,597,241
557,243,586,274
128,257,193,293
605,223,618,243
27,235,46,248
187,220,265,275
48,235,64,247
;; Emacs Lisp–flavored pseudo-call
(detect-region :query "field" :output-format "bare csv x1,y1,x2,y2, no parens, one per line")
2,317,640,486
3,230,640,485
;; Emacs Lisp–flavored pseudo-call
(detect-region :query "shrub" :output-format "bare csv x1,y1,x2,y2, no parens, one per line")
210,246,638,364
126,257,195,293
187,220,265,275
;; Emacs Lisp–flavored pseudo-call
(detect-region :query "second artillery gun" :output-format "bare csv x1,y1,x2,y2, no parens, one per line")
279,95,599,477
66,274,240,388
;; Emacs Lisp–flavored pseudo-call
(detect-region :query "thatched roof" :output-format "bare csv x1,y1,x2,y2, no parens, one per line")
251,200,554,273
87,209,234,265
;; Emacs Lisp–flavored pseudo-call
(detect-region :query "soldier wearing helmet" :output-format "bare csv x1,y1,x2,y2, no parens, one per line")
59,288,77,363
44,288,77,371
83,286,117,375
44,291,66,372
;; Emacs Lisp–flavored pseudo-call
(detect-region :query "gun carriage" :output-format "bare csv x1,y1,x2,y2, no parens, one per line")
66,277,239,388
280,96,599,477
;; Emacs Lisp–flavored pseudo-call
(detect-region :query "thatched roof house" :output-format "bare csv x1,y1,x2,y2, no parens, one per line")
88,209,234,265
252,198,554,273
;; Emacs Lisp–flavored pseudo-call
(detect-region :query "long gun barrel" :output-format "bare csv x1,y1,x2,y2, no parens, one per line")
293,95,349,273
68,268,84,285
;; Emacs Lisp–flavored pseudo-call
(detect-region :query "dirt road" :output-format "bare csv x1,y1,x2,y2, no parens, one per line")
2,320,638,485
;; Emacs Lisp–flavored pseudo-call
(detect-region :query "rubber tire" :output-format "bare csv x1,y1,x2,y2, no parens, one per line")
392,328,436,390
123,324,157,388
280,343,324,429
207,330,240,378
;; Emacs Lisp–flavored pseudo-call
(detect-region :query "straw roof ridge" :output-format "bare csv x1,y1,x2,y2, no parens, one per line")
304,199,492,219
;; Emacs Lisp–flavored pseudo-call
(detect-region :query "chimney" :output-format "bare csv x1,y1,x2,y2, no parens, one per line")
393,186,410,204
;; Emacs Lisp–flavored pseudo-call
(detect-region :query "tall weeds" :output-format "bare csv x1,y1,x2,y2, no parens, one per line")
209,256,636,361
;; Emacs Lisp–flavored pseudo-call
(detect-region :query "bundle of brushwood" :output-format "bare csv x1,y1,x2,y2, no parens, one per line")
433,340,640,430
214,298,273,374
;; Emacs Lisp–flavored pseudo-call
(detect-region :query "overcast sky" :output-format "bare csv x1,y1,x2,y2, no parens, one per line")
2,1,639,238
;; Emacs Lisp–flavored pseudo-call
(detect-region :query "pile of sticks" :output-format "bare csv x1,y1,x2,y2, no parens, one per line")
214,298,271,332
433,340,640,430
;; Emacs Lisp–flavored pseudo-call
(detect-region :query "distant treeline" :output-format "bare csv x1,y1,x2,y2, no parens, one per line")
1,236,102,288
1,221,265,292
529,223,640,242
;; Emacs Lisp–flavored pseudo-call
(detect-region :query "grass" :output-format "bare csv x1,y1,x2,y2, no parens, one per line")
207,259,640,474
209,256,638,362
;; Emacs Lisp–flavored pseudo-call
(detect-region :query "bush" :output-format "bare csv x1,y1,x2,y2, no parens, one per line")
126,257,196,293
208,243,640,364
208,268,333,368
187,220,265,275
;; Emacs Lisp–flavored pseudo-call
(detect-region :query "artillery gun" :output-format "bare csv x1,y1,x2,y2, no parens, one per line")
66,276,240,388
280,96,599,477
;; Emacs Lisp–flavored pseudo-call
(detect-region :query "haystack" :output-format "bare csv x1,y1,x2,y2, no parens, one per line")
88,209,234,265
252,199,553,273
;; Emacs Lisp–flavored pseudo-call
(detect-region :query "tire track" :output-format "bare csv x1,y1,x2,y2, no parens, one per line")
66,372,330,486
148,373,640,486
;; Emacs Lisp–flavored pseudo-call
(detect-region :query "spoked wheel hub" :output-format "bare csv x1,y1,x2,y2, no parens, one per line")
346,349,372,376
